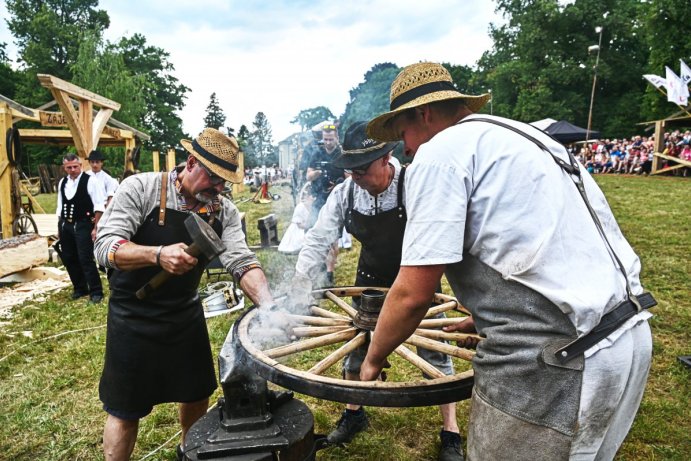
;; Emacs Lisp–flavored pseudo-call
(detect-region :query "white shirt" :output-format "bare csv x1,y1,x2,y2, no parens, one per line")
402,114,649,336
55,172,106,216
87,169,118,199
295,162,402,279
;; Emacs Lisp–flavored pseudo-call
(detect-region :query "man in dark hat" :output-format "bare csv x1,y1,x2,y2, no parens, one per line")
361,62,654,460
86,150,119,208
56,153,107,302
94,128,275,461
294,121,466,461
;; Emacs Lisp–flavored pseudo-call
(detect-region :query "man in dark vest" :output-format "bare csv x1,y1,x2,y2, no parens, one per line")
94,128,274,461
56,153,106,302
294,122,465,461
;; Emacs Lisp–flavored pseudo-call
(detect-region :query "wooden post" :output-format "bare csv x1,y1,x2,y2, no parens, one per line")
652,120,665,174
166,148,176,172
0,103,16,238
152,150,160,172
124,137,136,172
232,151,245,194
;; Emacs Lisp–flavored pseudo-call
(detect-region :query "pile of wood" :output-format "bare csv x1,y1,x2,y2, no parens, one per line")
0,234,48,278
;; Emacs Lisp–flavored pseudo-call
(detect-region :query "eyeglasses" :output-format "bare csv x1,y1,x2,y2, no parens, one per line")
197,161,225,185
344,160,375,176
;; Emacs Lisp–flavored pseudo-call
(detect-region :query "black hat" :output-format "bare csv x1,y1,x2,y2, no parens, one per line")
332,121,399,169
87,150,105,161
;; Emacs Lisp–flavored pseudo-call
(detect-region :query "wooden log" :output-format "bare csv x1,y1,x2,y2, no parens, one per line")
0,234,48,278
415,328,482,343
286,314,351,327
308,332,367,375
310,305,351,320
265,327,357,359
324,290,358,319
394,344,446,379
404,334,475,361
418,317,468,328
292,326,351,337
424,300,458,318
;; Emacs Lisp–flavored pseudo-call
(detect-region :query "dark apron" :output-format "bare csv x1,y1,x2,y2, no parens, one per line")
345,166,407,287
99,196,221,412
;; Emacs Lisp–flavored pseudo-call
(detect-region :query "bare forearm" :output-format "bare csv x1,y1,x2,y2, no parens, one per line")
113,242,159,271
239,268,273,306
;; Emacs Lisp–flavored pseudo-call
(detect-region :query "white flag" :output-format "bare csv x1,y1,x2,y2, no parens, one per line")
680,60,691,85
643,74,667,88
666,67,688,105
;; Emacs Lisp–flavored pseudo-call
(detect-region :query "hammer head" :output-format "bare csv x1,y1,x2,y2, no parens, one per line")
184,213,225,259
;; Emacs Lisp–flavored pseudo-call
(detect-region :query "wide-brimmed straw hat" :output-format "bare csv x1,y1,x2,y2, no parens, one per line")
333,121,399,169
367,62,490,141
180,128,242,184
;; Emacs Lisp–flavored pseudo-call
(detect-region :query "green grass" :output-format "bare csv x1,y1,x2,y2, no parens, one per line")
0,176,689,460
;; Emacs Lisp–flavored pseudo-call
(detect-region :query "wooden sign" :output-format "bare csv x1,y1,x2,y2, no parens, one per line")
103,125,121,139
39,111,68,127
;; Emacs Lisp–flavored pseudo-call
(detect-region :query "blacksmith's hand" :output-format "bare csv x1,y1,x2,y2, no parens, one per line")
360,356,386,382
443,316,481,349
158,243,198,275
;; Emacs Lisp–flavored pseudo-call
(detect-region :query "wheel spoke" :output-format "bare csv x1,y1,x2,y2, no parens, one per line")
424,300,458,318
286,314,351,326
310,305,350,320
292,325,351,337
308,332,367,375
394,344,446,379
415,328,482,343
418,317,468,329
265,327,358,359
324,290,358,319
404,334,475,361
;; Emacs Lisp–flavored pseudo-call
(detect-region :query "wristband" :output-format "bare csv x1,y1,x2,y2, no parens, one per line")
156,245,164,267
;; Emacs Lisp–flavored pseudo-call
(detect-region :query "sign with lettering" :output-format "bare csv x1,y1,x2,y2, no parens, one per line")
39,111,67,127
103,126,121,139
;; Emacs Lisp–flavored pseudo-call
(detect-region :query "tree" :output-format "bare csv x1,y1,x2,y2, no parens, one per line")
6,0,110,106
339,63,400,132
291,106,335,131
203,92,226,129
0,43,17,99
115,34,190,150
250,112,276,166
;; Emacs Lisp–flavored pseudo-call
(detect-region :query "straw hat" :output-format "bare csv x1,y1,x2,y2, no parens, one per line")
333,121,398,169
367,62,490,141
180,128,243,184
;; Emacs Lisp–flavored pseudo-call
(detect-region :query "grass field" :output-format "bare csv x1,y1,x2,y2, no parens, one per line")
0,175,689,460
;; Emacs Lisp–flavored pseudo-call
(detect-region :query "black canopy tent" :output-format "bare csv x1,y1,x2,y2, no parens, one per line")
542,120,599,144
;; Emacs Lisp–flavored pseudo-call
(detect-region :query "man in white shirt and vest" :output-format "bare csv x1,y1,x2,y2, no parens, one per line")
86,150,118,208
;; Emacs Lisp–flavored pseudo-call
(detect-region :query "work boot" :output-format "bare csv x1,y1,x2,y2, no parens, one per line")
439,430,464,461
327,408,368,444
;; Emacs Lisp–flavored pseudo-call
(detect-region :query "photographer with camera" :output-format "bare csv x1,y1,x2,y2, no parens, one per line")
305,123,345,285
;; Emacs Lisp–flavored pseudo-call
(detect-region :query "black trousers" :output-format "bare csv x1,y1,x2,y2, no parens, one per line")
59,219,103,296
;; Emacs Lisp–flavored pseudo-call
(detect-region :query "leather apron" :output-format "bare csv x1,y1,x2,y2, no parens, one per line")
345,166,407,287
99,176,220,412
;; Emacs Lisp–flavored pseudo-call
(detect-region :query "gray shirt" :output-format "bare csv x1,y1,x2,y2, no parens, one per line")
94,171,259,277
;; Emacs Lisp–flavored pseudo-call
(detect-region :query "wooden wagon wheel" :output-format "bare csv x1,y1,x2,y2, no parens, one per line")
234,286,478,407
13,213,38,235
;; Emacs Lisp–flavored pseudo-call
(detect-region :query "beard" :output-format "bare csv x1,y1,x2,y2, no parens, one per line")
195,190,216,204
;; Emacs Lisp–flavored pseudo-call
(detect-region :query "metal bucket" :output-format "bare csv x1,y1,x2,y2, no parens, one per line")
203,291,228,313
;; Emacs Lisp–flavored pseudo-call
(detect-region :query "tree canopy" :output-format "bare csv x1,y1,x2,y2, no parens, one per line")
203,92,226,130
291,106,335,132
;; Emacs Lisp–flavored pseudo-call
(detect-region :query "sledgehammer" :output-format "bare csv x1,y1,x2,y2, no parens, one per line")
135,213,225,299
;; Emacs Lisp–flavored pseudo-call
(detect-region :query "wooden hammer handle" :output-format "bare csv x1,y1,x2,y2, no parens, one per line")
135,243,201,299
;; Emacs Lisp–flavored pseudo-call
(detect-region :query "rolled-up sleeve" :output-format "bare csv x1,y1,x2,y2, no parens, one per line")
295,182,347,278
94,175,150,268
218,198,261,277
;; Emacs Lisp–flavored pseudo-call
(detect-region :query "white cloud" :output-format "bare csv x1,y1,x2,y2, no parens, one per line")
1,0,497,141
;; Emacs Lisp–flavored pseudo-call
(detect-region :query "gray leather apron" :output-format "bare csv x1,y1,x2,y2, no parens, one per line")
99,177,219,412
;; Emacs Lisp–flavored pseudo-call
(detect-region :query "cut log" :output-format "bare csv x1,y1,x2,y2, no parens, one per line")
0,234,49,278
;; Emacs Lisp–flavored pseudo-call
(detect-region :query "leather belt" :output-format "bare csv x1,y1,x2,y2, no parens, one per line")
555,292,656,363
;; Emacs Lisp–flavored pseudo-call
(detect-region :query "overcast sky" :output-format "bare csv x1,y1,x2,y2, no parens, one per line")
0,1,499,142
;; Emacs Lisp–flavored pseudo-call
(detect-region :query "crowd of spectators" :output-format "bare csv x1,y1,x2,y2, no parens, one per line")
571,129,690,176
